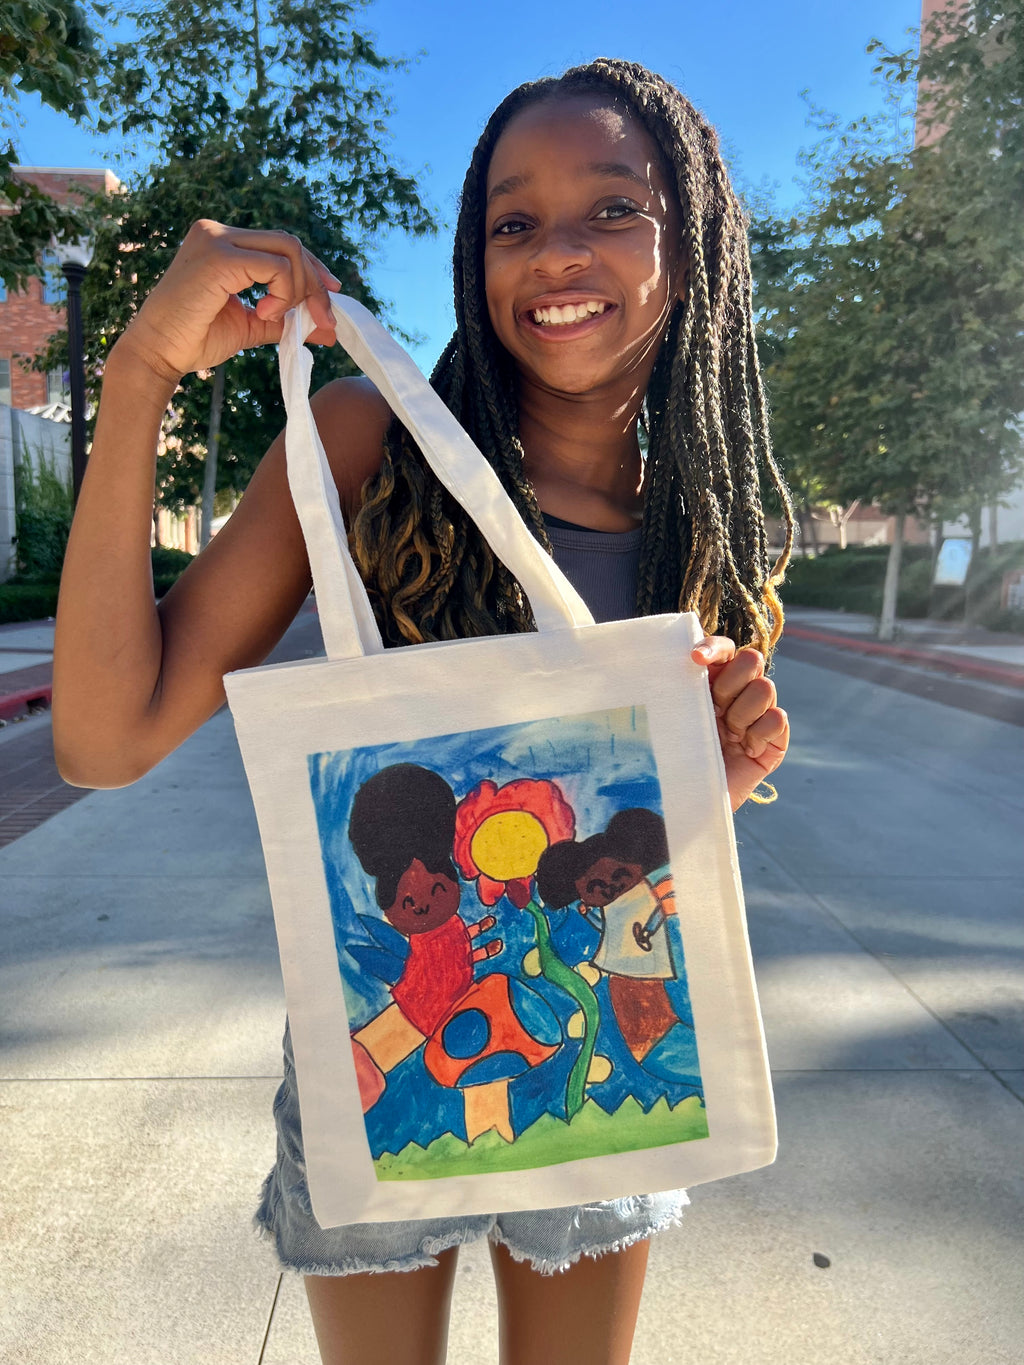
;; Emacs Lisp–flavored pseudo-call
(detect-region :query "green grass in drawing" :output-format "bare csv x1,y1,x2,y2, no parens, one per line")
374,1094,709,1181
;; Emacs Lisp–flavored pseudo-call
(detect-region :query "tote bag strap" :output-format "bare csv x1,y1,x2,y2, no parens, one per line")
280,298,595,663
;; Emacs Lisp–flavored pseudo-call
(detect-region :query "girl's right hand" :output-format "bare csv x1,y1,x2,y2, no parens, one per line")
114,220,341,385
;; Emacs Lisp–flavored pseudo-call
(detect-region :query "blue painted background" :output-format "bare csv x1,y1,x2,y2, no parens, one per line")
307,705,704,1158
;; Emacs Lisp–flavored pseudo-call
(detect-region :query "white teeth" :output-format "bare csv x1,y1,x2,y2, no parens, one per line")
530,302,607,326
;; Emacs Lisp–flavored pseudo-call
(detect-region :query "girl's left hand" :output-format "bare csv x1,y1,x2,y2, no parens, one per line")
691,637,789,812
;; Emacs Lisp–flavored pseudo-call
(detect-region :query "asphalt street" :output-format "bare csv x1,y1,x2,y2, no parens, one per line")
1,624,1021,1363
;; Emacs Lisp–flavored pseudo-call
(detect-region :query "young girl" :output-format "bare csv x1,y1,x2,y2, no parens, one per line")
346,761,557,1135
54,57,792,1365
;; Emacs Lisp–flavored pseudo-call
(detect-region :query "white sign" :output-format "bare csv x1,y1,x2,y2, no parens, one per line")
933,538,973,588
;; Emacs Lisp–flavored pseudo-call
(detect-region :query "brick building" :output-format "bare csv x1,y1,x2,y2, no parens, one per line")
0,167,120,410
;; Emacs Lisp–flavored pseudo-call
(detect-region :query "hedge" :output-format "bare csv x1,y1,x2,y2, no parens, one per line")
781,542,1024,632
0,583,61,622
0,548,196,623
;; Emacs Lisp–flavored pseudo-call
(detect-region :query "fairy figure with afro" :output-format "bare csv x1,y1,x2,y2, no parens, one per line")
347,763,557,1143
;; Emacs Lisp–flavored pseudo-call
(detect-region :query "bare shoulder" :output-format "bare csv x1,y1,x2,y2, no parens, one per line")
309,374,393,518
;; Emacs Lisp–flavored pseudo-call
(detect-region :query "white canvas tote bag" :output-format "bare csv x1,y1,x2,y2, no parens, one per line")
224,297,776,1229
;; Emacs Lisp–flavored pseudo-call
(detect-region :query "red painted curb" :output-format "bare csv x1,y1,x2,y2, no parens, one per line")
0,683,53,721
785,626,1024,689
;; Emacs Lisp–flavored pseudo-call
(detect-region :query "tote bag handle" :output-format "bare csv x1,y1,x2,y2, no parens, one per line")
280,298,595,663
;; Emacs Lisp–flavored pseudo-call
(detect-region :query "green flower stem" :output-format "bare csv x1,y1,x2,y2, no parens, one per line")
523,898,600,1118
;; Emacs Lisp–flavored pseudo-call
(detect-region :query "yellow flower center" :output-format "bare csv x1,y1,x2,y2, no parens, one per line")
470,811,549,881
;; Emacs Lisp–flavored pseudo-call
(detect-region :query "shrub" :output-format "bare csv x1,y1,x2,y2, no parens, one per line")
782,545,932,618
965,543,1024,629
0,583,60,623
150,546,194,577
781,540,1024,628
982,607,1024,633
13,446,73,580
151,545,194,598
0,544,196,620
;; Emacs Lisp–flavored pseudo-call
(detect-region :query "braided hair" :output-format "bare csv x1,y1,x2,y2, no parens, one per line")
350,58,793,655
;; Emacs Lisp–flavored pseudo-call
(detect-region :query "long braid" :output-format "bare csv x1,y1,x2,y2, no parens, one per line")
349,58,793,657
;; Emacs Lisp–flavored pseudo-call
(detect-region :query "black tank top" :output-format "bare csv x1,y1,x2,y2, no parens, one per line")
542,513,640,624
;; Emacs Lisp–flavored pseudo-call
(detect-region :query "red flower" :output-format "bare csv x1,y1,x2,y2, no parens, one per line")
454,778,575,906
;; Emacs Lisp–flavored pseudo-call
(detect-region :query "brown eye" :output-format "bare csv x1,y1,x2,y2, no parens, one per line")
432,882,447,896
595,201,639,221
492,216,532,236
403,895,415,910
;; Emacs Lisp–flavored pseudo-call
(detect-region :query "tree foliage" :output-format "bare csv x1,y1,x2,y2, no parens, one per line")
1,0,98,116
13,444,73,579
39,0,434,513
60,150,383,512
95,0,429,237
753,1,1024,532
0,1,104,286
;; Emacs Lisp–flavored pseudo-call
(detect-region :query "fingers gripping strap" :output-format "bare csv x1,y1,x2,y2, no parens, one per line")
280,297,595,661
280,306,384,659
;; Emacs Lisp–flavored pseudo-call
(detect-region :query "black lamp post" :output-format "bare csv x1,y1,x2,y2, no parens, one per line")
53,237,93,504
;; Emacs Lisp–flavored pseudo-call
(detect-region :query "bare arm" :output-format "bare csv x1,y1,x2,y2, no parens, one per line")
53,221,389,787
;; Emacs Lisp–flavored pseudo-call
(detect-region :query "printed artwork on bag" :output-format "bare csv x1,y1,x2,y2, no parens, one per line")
307,704,709,1181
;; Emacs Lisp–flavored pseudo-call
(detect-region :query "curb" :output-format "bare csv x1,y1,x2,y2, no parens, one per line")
785,626,1024,689
0,682,53,722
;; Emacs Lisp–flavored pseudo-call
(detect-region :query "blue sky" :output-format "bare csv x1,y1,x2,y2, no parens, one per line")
13,0,921,369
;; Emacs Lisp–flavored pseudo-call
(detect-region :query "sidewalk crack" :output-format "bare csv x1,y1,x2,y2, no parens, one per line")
256,1273,283,1365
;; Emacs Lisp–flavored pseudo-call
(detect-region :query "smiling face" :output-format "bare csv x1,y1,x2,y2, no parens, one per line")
574,855,645,909
384,858,461,936
483,93,684,402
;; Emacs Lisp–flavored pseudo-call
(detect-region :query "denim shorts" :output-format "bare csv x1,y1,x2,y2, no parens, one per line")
255,1022,688,1277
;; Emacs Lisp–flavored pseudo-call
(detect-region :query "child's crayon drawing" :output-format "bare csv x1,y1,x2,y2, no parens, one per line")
307,705,709,1182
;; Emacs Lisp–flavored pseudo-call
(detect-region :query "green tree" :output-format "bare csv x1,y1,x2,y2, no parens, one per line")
0,0,104,287
43,0,433,539
753,3,1024,637
66,149,381,522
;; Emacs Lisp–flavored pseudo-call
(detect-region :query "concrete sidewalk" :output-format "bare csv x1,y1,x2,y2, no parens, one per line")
1,645,1022,1362
783,606,1024,687
4,601,1024,711
0,600,324,721
3,601,1022,726
0,603,323,847
0,619,56,720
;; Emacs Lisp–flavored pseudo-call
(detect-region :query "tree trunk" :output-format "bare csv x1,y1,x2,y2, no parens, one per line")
200,363,226,550
968,503,982,555
927,508,943,619
930,508,942,573
988,502,998,550
838,499,860,551
799,501,820,556
878,512,906,642
965,504,984,624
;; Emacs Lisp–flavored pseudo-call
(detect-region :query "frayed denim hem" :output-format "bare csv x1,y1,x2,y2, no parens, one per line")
488,1200,688,1277
253,1206,493,1278
259,1021,690,1278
